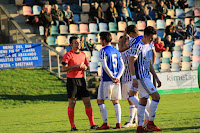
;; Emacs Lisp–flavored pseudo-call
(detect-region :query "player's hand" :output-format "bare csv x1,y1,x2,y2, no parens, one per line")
80,63,87,70
113,77,120,83
156,78,161,88
132,79,138,88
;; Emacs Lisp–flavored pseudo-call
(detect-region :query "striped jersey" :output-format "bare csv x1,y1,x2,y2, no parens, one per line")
100,45,124,81
130,39,151,79
143,43,155,64
121,48,132,83
127,35,143,48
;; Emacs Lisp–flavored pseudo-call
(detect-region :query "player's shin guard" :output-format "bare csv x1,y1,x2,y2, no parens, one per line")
114,103,121,123
137,104,146,126
149,99,159,121
68,107,75,128
85,107,95,126
98,103,108,123
128,105,136,123
129,96,139,108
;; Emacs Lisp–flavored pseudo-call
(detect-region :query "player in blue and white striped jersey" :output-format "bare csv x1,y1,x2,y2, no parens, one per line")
129,26,162,132
97,32,125,130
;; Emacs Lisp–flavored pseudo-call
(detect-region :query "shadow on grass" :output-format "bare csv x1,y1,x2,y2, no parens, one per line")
0,94,68,101
163,126,200,131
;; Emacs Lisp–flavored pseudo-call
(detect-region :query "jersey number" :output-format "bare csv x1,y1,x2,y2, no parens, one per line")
112,54,118,68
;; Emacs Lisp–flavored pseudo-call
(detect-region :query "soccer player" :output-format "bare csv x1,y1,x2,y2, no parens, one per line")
62,36,98,131
129,26,162,133
96,32,125,130
119,36,137,128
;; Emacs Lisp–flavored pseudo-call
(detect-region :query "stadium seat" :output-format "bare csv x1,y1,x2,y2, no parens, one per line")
173,46,181,51
137,21,146,30
95,45,103,51
69,24,79,34
157,30,165,39
47,36,56,46
171,68,180,71
79,24,89,34
175,40,184,46
192,56,200,61
188,0,193,7
51,25,58,35
92,50,100,57
162,58,170,63
183,51,192,56
39,26,44,36
193,45,200,50
175,18,184,25
156,52,161,58
192,61,200,69
89,62,99,72
80,14,89,23
55,47,65,56
59,25,68,34
82,3,90,12
99,23,108,32
33,5,42,15
176,9,184,18
194,17,200,27
89,23,98,33
88,34,97,43
181,62,191,70
167,9,175,18
111,33,118,43
147,20,156,28
83,51,91,61
185,39,193,46
118,21,127,31
194,39,200,45
171,63,180,69
161,63,170,71
109,22,118,32
154,64,159,72
183,45,192,51
166,19,175,26
23,6,32,16
155,57,160,65
194,8,200,17
15,0,23,5
193,49,200,56
117,32,124,40
57,35,67,46
127,21,136,26
162,51,172,58
185,8,194,17
182,56,191,62
172,57,181,63
156,19,165,29
173,51,181,57
73,14,80,23
91,56,100,63
101,2,109,12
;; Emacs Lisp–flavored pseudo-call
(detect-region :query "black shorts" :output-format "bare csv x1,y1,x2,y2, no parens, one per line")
67,78,90,98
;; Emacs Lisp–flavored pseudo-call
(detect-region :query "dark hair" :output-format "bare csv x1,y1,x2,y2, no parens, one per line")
69,36,78,44
144,26,157,36
126,25,137,34
189,18,193,22
100,32,112,43
119,36,129,42
170,22,174,25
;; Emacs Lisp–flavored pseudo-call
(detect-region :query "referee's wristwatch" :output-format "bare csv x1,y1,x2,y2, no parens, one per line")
131,75,137,79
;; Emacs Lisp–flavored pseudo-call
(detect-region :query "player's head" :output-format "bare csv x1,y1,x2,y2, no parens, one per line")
119,36,129,45
70,36,80,50
126,25,139,38
143,26,157,44
100,32,112,46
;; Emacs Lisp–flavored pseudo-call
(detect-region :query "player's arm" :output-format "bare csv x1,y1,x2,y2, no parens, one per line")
129,56,138,87
115,56,125,82
152,48,157,66
62,62,81,72
102,56,115,79
150,63,161,87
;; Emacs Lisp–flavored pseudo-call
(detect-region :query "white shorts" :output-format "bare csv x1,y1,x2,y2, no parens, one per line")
138,78,157,98
97,81,121,100
121,81,132,100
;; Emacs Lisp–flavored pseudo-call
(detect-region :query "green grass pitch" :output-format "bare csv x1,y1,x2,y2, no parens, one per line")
0,69,200,133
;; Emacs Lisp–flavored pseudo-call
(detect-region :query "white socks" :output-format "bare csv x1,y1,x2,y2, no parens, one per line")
98,103,108,123
137,104,146,126
149,99,159,121
128,105,137,123
114,103,121,123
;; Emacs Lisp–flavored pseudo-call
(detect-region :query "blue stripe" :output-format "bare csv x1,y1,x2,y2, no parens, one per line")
152,99,159,103
139,104,146,106
98,103,105,105
114,103,119,105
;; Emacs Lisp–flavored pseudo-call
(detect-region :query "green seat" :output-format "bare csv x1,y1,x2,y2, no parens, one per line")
162,58,170,63
182,56,191,62
108,22,118,32
127,21,136,26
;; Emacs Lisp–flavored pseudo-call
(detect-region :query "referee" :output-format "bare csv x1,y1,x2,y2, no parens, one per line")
62,36,98,131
